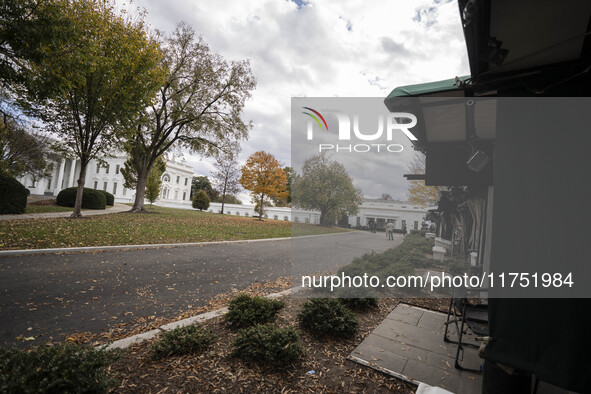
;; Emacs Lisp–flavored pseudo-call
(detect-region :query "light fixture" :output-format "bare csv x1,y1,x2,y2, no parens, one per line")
467,149,490,173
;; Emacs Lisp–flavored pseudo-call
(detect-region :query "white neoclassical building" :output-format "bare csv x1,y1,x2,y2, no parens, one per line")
18,152,194,204
347,199,428,231
156,198,426,227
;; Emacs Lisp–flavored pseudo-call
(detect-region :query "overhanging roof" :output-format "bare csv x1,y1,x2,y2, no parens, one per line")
385,76,470,99
458,0,591,93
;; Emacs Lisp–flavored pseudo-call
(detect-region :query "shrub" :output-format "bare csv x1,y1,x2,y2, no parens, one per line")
447,258,469,275
191,190,210,211
380,260,415,279
56,187,106,210
399,250,433,268
150,324,216,360
339,297,378,311
232,324,304,365
0,344,119,393
0,175,28,214
98,190,114,206
225,294,285,328
298,298,358,339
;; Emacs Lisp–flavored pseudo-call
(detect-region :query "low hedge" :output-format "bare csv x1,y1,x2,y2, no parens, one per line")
150,324,216,360
232,324,304,365
225,294,285,328
298,298,358,339
0,175,29,214
56,187,106,210
99,190,114,206
0,344,119,393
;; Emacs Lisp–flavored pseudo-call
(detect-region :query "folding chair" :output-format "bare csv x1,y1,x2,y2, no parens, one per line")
443,288,489,372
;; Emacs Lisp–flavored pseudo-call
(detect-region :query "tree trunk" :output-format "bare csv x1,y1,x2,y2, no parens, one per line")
130,162,150,212
258,192,264,220
319,210,327,226
220,182,227,214
71,160,87,218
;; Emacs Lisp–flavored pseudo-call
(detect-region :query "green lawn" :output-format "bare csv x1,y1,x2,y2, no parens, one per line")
0,206,352,250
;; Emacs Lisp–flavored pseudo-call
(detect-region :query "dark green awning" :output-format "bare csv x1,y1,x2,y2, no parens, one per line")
385,76,470,98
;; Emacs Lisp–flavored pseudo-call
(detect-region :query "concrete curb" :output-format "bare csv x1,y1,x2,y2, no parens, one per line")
0,231,358,256
0,237,291,256
98,286,303,351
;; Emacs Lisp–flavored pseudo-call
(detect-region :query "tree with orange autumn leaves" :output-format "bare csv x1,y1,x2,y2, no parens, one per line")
239,151,288,220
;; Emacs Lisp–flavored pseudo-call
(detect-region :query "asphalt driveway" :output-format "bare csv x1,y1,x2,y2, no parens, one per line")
0,231,401,347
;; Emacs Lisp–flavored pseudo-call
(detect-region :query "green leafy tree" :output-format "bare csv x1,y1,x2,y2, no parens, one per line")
211,153,241,214
0,0,70,106
191,176,219,201
240,151,287,220
121,156,138,191
121,153,165,191
215,194,241,205
192,190,210,211
18,0,163,217
144,157,166,207
125,22,256,213
293,153,363,225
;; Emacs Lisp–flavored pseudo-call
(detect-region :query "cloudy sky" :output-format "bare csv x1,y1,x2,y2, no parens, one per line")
121,0,470,201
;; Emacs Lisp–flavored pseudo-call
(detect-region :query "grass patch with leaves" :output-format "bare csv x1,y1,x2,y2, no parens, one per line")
150,324,216,360
0,206,355,250
225,293,285,328
0,344,119,393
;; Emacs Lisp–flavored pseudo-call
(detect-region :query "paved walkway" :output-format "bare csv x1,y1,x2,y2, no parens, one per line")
349,303,482,394
0,203,130,220
349,303,569,394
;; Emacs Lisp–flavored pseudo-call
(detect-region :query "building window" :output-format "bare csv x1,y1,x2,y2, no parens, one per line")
162,174,170,182
273,215,278,220
96,164,100,174
402,220,406,228
176,175,180,184
245,212,249,217
305,217,310,223
184,178,188,186
105,165,109,174
113,183,117,195
46,178,52,189
183,192,186,201
236,212,240,215
115,165,120,174
414,221,418,230
294,217,299,223
93,181,98,190
174,190,178,200
122,187,126,196
103,182,108,191
283,216,289,221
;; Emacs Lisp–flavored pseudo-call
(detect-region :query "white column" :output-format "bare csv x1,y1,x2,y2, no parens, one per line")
67,159,77,188
53,159,66,196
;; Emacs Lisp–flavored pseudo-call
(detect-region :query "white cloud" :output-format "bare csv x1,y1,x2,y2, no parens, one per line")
120,0,469,201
